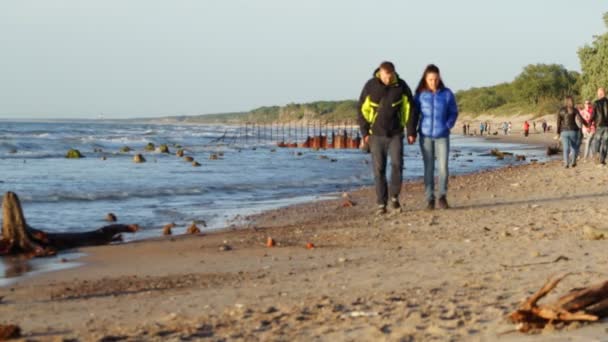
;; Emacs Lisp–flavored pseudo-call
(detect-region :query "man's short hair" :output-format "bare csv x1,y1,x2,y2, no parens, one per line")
379,61,395,73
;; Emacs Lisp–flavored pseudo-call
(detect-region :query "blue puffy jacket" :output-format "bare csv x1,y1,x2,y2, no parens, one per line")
415,88,459,138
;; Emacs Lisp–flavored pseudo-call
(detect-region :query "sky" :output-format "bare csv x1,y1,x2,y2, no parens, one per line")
1,0,607,119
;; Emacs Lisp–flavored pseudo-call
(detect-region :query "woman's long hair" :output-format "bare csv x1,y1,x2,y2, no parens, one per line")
564,95,574,114
416,64,446,94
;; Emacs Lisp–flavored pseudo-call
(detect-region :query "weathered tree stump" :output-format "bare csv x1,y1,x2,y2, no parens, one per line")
1,192,138,257
509,274,608,333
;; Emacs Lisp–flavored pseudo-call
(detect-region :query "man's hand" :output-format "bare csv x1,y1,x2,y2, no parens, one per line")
407,135,416,145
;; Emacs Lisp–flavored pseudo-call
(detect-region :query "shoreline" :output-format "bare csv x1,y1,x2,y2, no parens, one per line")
1,131,552,278
6,131,606,341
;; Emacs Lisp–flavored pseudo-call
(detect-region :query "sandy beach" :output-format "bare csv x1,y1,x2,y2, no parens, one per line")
3,131,608,341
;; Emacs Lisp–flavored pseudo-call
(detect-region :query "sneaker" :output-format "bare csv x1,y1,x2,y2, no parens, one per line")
425,200,435,210
390,197,401,211
437,196,449,210
375,205,387,216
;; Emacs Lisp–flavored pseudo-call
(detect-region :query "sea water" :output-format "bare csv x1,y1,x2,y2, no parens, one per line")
0,120,549,281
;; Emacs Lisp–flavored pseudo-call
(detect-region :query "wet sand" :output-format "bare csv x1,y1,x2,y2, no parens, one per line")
3,131,608,341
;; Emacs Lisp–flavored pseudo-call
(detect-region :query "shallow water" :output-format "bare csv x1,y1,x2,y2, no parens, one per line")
0,120,550,282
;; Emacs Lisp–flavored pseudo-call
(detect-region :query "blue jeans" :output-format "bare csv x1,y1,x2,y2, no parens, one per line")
595,126,608,164
561,130,580,166
419,136,449,202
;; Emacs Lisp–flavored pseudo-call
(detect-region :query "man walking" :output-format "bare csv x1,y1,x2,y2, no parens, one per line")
592,87,608,165
358,61,419,215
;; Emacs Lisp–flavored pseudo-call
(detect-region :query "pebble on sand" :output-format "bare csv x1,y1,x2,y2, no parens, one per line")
266,237,276,248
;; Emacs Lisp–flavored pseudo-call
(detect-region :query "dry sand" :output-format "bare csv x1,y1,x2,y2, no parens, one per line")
2,133,608,341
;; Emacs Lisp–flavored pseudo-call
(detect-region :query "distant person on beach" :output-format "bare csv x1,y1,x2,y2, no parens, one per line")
523,121,530,137
533,121,537,132
591,87,608,165
415,64,458,210
462,123,467,135
581,100,596,160
557,96,584,168
466,123,470,135
479,122,485,136
508,122,513,134
358,61,418,215
502,121,508,135
542,120,548,133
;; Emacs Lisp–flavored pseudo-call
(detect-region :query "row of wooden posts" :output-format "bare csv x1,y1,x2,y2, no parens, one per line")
237,121,362,149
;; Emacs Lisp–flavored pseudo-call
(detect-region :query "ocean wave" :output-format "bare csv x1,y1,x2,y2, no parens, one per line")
19,187,207,204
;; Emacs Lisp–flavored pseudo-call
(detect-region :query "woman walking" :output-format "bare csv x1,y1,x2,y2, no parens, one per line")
580,100,596,160
557,96,584,168
415,64,459,209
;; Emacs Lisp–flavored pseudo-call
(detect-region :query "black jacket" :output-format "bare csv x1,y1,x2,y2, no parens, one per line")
357,70,418,137
557,107,582,134
592,97,608,128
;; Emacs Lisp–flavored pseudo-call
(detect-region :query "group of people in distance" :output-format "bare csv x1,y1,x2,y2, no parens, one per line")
557,88,608,168
357,61,458,215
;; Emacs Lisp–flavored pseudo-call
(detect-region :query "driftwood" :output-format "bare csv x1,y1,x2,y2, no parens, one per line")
509,274,608,333
1,192,138,257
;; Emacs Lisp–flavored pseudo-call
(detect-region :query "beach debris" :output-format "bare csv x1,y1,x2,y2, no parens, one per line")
158,144,170,154
490,149,513,160
105,213,117,222
101,156,107,161
119,146,132,153
266,237,276,248
219,244,232,252
1,192,139,257
330,158,338,162
163,223,175,236
133,154,146,163
176,149,185,157
546,144,561,156
187,222,201,234
93,148,103,153
515,155,526,161
509,274,608,333
192,161,201,167
65,149,84,159
8,149,17,154
183,156,194,162
0,324,21,340
145,142,156,151
306,242,315,249
209,154,219,160
319,155,329,160
583,225,608,240
341,193,356,207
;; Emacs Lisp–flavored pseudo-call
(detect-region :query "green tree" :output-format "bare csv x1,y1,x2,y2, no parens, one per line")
578,12,608,101
512,64,578,104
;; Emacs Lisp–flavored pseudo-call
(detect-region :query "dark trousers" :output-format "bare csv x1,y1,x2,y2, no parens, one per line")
370,135,403,206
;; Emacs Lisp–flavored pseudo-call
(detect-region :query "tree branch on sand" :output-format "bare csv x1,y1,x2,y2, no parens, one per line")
1,192,138,257
509,274,608,333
